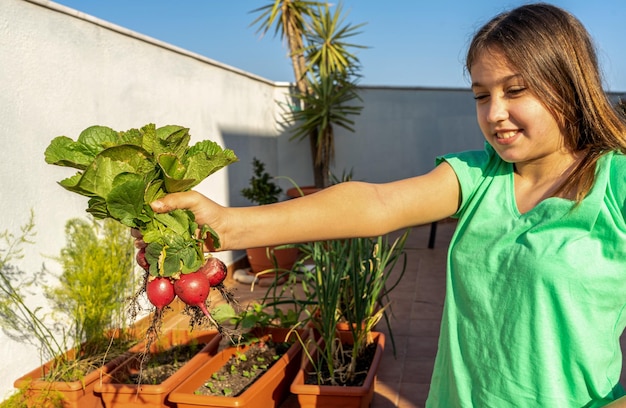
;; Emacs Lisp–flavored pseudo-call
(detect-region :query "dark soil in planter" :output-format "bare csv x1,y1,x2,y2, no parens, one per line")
304,342,376,387
193,340,291,397
115,342,207,385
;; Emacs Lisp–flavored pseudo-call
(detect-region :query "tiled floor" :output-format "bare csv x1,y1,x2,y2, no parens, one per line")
165,221,455,407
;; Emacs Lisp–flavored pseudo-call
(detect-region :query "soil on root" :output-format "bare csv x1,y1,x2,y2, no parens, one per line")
193,340,290,397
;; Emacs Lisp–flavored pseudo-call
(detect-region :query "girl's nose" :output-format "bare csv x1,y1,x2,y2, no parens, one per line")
486,97,508,123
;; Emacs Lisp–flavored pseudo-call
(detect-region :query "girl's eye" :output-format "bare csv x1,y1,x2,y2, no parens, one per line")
473,93,488,101
507,86,526,96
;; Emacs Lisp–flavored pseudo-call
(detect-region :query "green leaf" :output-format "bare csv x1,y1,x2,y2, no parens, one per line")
86,196,109,219
156,234,202,276
76,125,119,156
76,156,136,199
210,304,238,325
106,174,147,228
44,136,95,170
178,141,239,190
144,179,165,204
154,211,189,237
137,123,158,155
186,140,239,177
157,153,196,193
117,127,143,146
145,242,164,276
58,172,94,196
200,224,221,249
155,125,190,158
162,249,183,277
98,145,153,174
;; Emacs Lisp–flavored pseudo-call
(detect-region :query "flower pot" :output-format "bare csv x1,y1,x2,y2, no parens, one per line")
94,329,221,408
286,186,322,199
12,346,130,408
168,327,305,408
290,331,385,408
245,246,299,276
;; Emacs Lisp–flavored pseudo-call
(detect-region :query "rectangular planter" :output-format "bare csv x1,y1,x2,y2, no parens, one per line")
94,329,221,408
168,327,305,408
290,331,385,408
13,351,129,408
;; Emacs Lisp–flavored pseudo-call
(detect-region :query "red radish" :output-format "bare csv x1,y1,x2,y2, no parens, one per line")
136,247,150,271
146,276,176,310
197,256,227,286
174,271,211,317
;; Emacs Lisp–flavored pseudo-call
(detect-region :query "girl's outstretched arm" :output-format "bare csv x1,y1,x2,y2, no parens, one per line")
151,162,460,251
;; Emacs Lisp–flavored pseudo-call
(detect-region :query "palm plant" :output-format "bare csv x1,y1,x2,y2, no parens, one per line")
251,1,366,188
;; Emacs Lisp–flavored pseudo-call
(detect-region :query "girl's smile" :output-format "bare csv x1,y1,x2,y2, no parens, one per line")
469,49,574,176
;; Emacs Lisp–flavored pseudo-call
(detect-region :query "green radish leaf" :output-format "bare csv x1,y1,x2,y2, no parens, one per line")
158,153,196,192
97,145,153,174
200,224,221,249
185,140,238,177
58,172,93,196
76,125,119,156
154,211,189,237
86,196,109,219
44,136,95,170
144,179,165,204
162,250,183,277
116,127,143,147
155,126,190,158
107,174,147,228
145,242,164,276
136,123,158,155
77,157,135,199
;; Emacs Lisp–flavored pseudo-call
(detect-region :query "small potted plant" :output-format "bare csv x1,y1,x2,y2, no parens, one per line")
240,158,299,278
289,230,409,407
3,215,139,408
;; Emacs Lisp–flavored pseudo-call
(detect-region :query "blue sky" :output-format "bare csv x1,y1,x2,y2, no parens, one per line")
52,0,626,92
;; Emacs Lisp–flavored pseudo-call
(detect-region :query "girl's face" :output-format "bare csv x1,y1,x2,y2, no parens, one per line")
470,49,569,169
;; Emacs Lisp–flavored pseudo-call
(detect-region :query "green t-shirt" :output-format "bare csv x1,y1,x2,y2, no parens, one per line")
426,145,626,407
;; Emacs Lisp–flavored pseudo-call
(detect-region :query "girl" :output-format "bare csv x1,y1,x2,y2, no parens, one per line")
149,3,626,406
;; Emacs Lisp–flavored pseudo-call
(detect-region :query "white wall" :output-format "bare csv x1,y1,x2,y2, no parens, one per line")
0,0,295,396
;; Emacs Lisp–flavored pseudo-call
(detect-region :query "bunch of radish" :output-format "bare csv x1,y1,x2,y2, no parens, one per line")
138,247,228,317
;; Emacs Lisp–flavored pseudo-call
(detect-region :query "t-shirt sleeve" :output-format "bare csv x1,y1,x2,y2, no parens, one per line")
608,152,626,223
435,143,499,217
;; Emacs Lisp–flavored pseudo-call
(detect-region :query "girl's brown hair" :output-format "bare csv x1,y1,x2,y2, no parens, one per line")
466,3,626,201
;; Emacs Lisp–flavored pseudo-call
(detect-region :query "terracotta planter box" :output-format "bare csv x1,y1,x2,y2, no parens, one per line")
168,327,305,408
94,329,221,408
290,331,385,408
13,350,129,408
286,186,322,199
246,246,299,275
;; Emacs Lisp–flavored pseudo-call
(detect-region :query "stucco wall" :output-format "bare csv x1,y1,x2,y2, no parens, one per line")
0,0,293,396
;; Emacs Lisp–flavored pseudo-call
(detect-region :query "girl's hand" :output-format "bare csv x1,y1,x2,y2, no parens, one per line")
150,191,227,251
